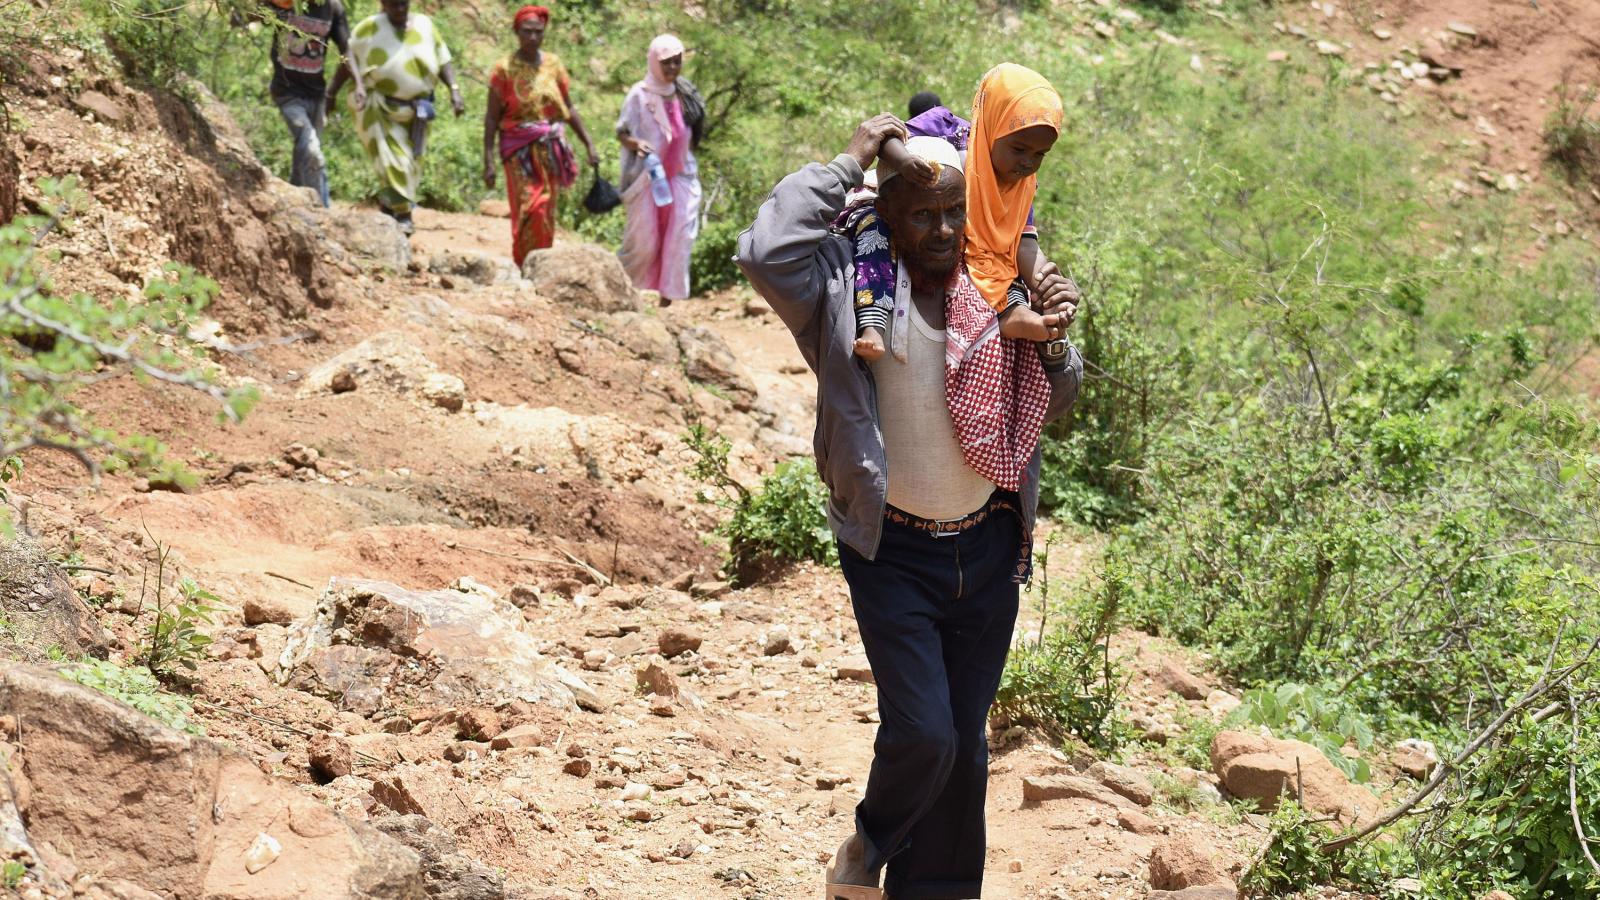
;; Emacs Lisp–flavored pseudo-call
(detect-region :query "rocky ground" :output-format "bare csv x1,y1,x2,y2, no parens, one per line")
0,21,1515,900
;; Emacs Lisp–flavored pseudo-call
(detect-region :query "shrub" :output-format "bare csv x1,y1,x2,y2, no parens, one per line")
0,456,17,536
1546,81,1600,184
134,533,224,679
60,658,202,734
1241,800,1338,898
993,543,1126,750
683,419,835,583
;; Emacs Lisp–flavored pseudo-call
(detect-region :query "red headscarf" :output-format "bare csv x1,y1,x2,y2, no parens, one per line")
513,5,549,28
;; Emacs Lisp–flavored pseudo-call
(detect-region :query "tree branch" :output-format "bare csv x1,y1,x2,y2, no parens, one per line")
1322,634,1600,853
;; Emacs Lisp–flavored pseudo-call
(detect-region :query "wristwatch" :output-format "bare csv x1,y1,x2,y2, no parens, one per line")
1040,338,1070,360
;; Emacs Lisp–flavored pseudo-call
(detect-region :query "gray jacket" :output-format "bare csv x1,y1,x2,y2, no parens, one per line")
735,153,1083,560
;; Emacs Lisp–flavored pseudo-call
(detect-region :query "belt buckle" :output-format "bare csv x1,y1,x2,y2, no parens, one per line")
930,520,962,538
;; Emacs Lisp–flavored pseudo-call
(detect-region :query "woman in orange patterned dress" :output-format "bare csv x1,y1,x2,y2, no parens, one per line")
481,5,598,265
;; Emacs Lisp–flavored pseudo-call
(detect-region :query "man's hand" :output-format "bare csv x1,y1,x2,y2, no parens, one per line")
845,114,908,172
483,159,497,190
450,86,465,117
1031,259,1082,332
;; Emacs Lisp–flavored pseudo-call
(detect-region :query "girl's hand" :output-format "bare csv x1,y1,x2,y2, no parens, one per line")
623,136,654,157
586,145,600,168
483,161,496,190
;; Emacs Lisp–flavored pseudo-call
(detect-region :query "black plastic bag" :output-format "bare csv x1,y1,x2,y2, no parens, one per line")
583,169,623,214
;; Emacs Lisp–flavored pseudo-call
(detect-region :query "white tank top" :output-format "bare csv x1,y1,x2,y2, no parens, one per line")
870,297,996,520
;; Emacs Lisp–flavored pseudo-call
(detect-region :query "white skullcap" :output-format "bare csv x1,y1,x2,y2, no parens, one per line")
878,135,963,184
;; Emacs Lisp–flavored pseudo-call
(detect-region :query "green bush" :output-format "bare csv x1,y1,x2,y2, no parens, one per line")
1241,800,1338,898
60,658,203,734
683,419,835,583
994,545,1125,750
1546,82,1600,184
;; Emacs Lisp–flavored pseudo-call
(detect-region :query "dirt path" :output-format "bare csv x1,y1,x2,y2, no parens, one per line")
13,195,1276,898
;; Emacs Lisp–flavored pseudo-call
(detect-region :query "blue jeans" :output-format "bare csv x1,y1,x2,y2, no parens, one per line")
837,495,1023,899
278,96,329,208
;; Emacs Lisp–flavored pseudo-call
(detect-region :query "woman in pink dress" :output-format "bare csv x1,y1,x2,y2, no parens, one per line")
615,34,705,306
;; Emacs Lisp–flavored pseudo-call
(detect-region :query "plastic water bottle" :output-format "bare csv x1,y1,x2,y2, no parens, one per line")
645,153,673,208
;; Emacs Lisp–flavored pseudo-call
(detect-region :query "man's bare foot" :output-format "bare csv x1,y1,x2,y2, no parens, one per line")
854,327,887,361
828,832,879,888
998,304,1053,341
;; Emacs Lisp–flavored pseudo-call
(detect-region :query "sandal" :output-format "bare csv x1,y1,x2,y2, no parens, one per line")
823,861,883,900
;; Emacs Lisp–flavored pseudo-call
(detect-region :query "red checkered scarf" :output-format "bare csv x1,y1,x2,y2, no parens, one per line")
944,268,1050,491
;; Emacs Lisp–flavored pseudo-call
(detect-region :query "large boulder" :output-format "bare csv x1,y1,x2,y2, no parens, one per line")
0,661,424,899
521,243,640,313
296,331,465,412
678,326,757,408
428,250,519,287
319,208,412,271
278,578,599,715
1210,731,1379,826
0,536,108,660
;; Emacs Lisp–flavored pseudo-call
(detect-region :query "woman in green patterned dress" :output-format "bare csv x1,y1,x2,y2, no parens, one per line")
326,0,463,234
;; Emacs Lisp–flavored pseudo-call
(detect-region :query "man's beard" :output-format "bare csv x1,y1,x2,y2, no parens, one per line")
905,256,956,290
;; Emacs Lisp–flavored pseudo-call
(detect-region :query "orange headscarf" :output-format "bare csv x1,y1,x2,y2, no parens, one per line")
963,64,1063,310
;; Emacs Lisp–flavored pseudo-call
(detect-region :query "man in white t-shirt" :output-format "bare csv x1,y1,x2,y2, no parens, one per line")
737,116,1084,900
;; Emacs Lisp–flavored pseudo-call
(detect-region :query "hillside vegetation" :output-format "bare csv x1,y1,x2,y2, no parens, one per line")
4,0,1600,896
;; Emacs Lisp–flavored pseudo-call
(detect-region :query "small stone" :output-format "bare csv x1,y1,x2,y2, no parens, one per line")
1117,808,1163,835
1087,761,1155,806
282,443,319,468
626,807,656,822
1007,858,1023,874
658,628,703,658
563,757,593,777
651,771,687,790
1446,21,1477,38
1372,27,1393,40
672,839,696,859
1205,689,1241,717
1266,50,1289,62
1022,774,1133,808
329,369,357,393
243,832,282,875
620,782,652,802
1156,659,1207,700
243,595,296,627
455,708,503,742
815,772,852,790
1393,739,1439,779
650,696,677,718
307,733,352,783
852,703,878,723
582,649,610,671
689,581,731,599
835,656,874,684
637,660,679,698
763,627,793,657
420,373,465,412
489,724,543,750
1315,40,1344,56
444,741,488,763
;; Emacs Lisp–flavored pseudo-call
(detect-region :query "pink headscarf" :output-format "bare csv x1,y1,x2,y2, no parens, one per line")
639,34,685,138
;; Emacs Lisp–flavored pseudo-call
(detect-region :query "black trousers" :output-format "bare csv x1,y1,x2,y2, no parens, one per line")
838,499,1022,900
